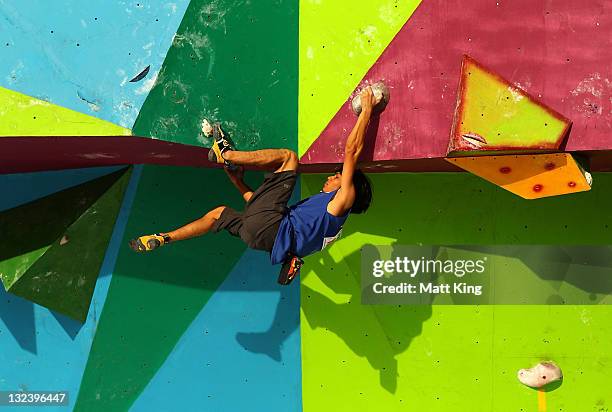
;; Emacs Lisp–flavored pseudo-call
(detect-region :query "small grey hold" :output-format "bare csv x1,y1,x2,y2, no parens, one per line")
129,65,151,83
207,149,217,163
60,235,70,246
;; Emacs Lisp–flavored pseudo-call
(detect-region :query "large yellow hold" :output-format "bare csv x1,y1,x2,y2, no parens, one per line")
446,153,592,199
447,56,571,156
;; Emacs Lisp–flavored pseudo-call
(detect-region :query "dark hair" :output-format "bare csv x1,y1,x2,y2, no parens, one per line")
335,167,372,214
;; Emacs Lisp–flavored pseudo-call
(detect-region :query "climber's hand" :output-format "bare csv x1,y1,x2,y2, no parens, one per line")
360,86,377,113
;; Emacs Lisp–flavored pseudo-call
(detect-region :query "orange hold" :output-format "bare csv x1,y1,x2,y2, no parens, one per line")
446,153,592,199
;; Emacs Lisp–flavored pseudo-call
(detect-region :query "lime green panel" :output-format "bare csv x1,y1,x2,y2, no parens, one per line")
300,173,612,411
9,169,132,322
298,0,422,156
0,246,49,290
458,60,568,149
74,166,258,412
0,87,130,136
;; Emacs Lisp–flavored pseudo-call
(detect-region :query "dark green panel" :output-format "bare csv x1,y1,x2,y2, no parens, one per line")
74,166,262,412
0,169,130,319
8,168,132,322
133,0,298,152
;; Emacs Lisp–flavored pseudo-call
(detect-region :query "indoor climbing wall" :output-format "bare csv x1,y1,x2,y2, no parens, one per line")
1,0,611,411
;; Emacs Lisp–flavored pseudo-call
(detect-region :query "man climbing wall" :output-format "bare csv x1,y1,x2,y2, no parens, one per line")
129,87,379,284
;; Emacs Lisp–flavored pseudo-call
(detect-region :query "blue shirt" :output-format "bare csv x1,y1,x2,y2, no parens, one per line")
270,190,349,264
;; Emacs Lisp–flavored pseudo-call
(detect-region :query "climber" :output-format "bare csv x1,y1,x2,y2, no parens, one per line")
129,87,378,284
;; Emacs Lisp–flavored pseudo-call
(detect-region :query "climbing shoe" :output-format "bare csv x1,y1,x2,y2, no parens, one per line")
277,255,304,285
129,233,170,252
207,122,236,167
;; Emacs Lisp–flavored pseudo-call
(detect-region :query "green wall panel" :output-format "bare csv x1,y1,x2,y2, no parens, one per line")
74,166,265,411
300,172,612,412
0,168,131,321
133,0,298,152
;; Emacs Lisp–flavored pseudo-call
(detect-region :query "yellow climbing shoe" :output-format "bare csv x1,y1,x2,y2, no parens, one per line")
129,234,169,252
207,122,236,166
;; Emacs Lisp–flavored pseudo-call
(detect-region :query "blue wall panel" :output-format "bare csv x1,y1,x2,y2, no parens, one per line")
0,166,142,411
130,249,302,412
0,1,190,129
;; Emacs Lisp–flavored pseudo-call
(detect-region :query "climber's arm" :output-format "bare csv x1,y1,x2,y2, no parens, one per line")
327,87,376,216
225,166,253,202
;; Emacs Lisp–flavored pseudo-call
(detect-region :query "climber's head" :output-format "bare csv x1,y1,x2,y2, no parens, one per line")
322,168,372,214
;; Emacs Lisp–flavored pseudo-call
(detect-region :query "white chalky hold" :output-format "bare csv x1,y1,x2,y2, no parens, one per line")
201,119,213,137
585,171,593,186
517,361,563,388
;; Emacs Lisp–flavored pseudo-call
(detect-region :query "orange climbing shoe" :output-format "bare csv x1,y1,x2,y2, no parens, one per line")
206,122,236,167
129,234,170,252
277,255,304,285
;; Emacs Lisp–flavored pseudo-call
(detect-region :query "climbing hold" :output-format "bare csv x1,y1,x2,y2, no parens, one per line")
0,168,131,322
201,118,214,138
207,149,217,163
584,171,593,186
518,361,563,388
351,81,390,115
129,65,151,83
461,133,487,148
446,153,592,199
447,55,571,156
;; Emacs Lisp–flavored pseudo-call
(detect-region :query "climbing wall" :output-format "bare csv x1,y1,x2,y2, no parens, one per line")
133,0,298,150
73,166,301,412
1,0,611,411
0,1,302,411
301,0,612,164
300,173,612,411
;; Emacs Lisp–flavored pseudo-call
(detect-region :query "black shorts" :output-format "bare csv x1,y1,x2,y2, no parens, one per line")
212,171,297,252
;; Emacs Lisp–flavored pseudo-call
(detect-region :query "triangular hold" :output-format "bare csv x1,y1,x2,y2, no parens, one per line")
0,168,131,322
447,56,571,156
0,87,130,137
300,0,610,167
446,153,591,199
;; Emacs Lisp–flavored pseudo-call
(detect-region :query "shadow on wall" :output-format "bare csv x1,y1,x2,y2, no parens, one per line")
0,287,84,354
448,245,612,303
299,171,612,396
0,287,37,353
301,240,433,394
301,173,612,392
235,283,299,362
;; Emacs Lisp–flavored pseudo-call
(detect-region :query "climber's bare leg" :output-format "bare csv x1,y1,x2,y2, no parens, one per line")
164,206,226,242
223,149,298,173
